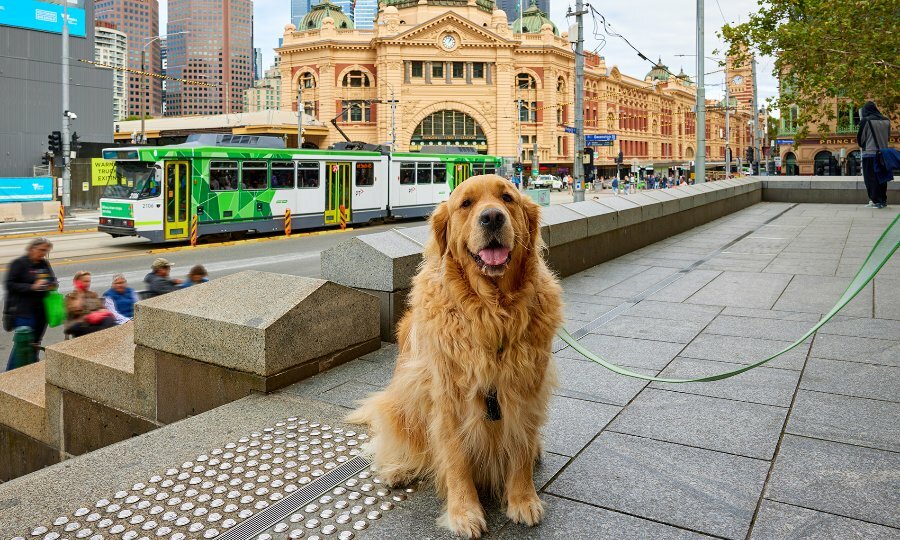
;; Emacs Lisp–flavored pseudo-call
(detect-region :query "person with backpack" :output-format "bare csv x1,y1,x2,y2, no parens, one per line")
857,101,892,209
3,238,57,370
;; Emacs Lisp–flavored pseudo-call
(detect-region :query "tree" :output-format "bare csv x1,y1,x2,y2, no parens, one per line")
721,0,899,140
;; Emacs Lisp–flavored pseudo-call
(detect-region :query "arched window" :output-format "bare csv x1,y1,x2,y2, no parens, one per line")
516,73,536,89
411,110,487,152
556,77,566,93
300,72,316,89
342,70,370,88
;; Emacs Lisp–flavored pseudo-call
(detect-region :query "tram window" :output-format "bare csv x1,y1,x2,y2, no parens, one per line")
271,161,295,189
356,162,375,186
472,163,484,176
210,161,238,191
484,165,496,175
298,162,319,188
400,163,415,185
416,163,432,184
241,161,268,190
433,164,447,184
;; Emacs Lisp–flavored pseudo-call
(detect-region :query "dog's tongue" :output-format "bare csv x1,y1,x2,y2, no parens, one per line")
478,246,510,266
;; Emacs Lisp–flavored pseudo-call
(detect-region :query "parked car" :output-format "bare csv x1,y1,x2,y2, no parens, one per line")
532,174,563,191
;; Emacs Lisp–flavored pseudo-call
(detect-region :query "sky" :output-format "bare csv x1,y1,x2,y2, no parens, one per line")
159,0,778,105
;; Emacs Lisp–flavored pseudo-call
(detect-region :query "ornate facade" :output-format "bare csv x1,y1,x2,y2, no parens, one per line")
277,0,753,176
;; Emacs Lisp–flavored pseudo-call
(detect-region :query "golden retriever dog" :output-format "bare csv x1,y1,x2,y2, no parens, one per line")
347,174,562,538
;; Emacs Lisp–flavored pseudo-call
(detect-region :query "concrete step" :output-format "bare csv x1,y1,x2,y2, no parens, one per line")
0,362,58,480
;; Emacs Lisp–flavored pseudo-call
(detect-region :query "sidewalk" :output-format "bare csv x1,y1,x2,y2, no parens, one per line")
1,202,897,539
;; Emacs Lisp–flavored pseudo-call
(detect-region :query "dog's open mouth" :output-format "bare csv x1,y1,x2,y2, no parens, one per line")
470,239,512,275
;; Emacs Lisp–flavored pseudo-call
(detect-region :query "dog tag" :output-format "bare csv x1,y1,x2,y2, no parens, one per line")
485,389,501,421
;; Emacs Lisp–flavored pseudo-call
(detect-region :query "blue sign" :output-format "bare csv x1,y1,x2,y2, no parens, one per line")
585,134,617,144
776,139,794,146
564,126,576,134
0,1,86,38
0,177,54,203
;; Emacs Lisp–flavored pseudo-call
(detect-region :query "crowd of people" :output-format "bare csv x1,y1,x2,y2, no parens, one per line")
2,237,209,371
610,173,694,195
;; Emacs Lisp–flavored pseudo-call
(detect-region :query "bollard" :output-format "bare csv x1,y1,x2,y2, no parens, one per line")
190,215,198,246
338,204,347,230
58,204,64,233
285,208,292,237
10,326,36,370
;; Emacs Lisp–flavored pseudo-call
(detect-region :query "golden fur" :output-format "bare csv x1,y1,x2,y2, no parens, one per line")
347,175,563,538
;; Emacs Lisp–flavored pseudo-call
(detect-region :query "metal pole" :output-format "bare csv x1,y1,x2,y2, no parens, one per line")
390,87,396,150
725,78,730,177
762,107,769,174
751,56,760,175
694,0,706,183
297,84,303,148
516,86,523,187
532,138,539,183
573,0,586,201
61,2,71,213
140,49,145,144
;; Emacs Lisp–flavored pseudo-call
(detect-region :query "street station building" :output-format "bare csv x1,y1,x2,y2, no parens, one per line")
276,0,754,177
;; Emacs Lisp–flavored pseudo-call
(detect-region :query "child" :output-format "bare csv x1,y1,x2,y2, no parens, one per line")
181,264,209,288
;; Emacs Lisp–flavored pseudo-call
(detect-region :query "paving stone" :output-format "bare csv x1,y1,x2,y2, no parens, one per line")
561,264,651,295
625,300,722,323
280,353,395,398
750,500,900,540
563,300,617,323
727,236,792,254
874,277,900,320
773,275,873,317
763,257,840,276
687,271,792,309
818,317,900,340
810,334,900,367
720,307,822,322
542,395,620,456
498,494,712,539
766,435,900,528
547,431,769,540
556,333,685,370
592,315,707,344
315,379,383,410
560,292,621,307
698,253,778,273
595,266,682,299
801,357,899,401
704,315,814,343
653,357,801,407
609,388,787,459
647,269,723,303
787,390,900,452
680,333,809,371
554,355,655,406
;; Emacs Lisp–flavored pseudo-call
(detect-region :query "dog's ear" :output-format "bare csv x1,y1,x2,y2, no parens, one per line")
429,201,450,256
522,195,542,251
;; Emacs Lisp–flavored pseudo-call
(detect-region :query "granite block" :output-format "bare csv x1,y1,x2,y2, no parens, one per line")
555,333,685,370
592,314,707,344
593,197,643,228
800,357,898,401
0,362,48,444
873,277,900,320
593,266,682,300
750,500,900,540
766,435,900,528
0,423,59,482
787,390,900,452
61,389,159,456
647,270,722,303
773,275,873,316
320,230,424,291
621,193,664,220
687,271,792,309
704,315,814,342
134,272,380,377
625,300,722,323
562,300,616,323
563,200,618,236
653,357,801,407
640,189,688,216
809,334,900,366
554,355,654,406
609,388,787,459
547,431,769,539
542,395,620,456
720,307,821,322
818,317,900,340
316,379,383,410
539,204,588,247
680,333,809,371
498,494,712,539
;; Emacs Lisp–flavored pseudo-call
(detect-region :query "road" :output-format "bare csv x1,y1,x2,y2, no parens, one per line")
0,219,420,368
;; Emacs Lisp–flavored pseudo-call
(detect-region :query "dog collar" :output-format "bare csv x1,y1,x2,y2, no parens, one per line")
485,389,501,421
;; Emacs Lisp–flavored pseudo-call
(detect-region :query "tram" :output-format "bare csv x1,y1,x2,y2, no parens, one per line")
98,134,501,242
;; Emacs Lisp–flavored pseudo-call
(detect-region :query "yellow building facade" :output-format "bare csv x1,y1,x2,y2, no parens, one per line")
277,0,753,177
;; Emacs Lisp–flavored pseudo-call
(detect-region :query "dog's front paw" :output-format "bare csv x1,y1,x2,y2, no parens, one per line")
438,504,488,539
506,492,544,526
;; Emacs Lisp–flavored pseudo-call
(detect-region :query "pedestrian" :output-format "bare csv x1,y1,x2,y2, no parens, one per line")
65,271,116,338
103,273,138,323
612,176,619,195
3,238,57,370
181,264,209,288
144,258,183,298
857,101,891,208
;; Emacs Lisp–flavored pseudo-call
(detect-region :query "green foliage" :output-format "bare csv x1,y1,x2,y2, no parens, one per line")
123,115,153,121
721,0,899,140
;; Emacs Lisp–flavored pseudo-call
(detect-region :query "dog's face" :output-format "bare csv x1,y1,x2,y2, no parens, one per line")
430,175,540,278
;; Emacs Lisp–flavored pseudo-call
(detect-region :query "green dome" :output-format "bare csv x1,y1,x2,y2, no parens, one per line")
511,0,559,35
675,67,693,87
645,58,670,82
301,0,354,30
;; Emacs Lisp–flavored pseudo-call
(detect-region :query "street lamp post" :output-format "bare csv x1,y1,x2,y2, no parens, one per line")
140,32,187,144
695,0,706,183
61,1,71,214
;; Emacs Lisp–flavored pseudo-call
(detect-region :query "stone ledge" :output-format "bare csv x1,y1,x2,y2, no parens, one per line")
0,362,48,445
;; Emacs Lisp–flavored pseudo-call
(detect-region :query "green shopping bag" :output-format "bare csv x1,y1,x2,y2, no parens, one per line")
44,291,66,328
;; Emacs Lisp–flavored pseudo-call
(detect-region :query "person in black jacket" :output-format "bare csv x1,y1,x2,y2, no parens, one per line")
4,238,57,370
856,101,891,208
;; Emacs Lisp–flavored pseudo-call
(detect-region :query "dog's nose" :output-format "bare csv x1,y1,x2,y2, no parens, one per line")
479,208,506,231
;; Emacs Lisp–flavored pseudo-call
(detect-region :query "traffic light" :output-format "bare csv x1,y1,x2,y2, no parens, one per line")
746,147,754,163
615,151,624,164
41,152,52,166
514,162,523,174
48,131,62,155
70,132,81,154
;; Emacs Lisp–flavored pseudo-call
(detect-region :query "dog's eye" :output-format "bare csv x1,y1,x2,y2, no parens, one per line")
461,199,472,208
501,193,514,203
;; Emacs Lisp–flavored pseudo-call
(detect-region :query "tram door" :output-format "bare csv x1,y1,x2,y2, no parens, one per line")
450,163,471,191
164,161,190,240
325,162,352,226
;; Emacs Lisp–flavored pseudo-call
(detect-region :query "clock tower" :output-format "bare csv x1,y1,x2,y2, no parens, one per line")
726,51,754,110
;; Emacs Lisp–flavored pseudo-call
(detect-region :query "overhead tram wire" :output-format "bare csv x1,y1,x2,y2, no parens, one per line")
78,59,217,87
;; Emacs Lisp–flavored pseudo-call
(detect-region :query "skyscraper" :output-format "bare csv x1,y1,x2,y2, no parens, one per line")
291,0,312,28
166,0,254,116
353,0,378,29
94,21,129,121
496,0,549,20
332,0,355,22
253,47,264,80
160,37,168,115
94,0,162,117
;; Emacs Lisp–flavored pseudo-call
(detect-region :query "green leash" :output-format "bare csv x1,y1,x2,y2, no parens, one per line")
558,214,900,383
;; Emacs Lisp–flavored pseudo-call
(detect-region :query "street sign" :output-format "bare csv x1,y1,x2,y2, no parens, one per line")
774,157,782,166
776,139,793,146
593,141,613,147
564,126,576,134
585,134,616,144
